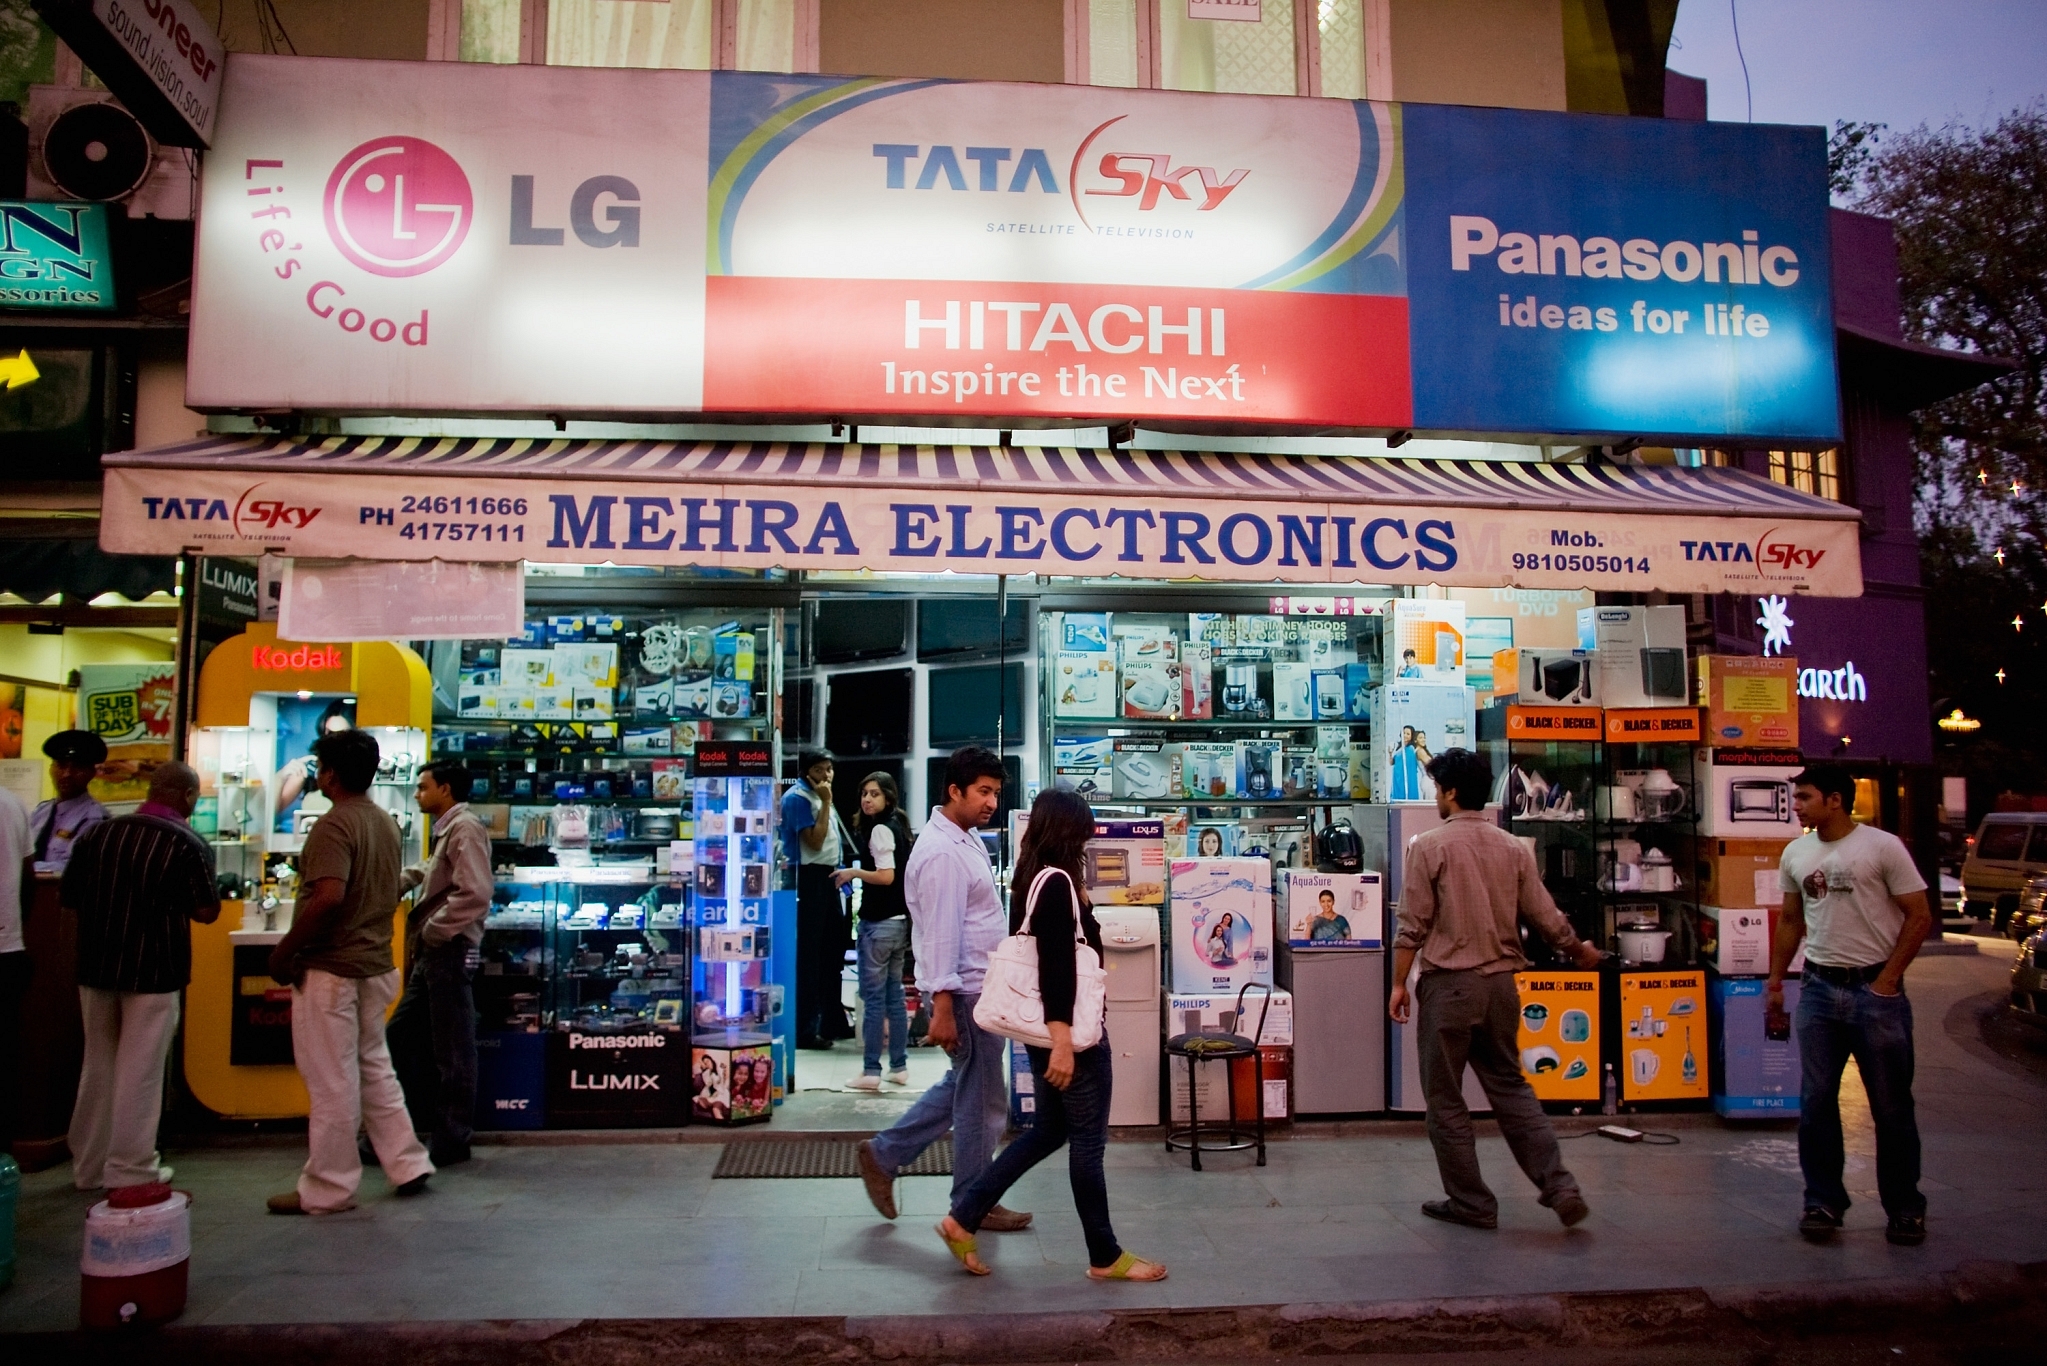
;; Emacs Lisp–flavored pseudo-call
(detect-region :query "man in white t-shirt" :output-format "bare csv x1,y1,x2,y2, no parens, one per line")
1767,764,1932,1248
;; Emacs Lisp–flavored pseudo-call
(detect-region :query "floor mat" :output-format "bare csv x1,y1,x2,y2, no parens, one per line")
712,1138,953,1179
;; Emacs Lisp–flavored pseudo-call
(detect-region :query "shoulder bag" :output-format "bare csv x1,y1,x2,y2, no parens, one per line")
973,867,1106,1051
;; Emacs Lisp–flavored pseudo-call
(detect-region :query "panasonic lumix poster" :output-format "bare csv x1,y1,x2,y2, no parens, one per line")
186,54,1837,445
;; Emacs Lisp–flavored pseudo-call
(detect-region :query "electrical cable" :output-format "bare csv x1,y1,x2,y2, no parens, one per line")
1729,0,1752,123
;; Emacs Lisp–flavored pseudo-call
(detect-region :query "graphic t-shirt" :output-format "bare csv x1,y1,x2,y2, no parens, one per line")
1777,823,1927,969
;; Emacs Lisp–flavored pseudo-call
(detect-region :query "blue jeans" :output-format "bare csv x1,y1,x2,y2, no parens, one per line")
954,1037,1121,1269
868,991,1008,1201
1796,975,1924,1218
858,918,910,1075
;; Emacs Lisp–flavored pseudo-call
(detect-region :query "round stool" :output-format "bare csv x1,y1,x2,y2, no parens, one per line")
1162,982,1271,1170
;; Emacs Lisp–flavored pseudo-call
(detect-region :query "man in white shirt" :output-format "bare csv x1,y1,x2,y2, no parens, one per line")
855,746,1030,1232
0,784,30,1153
1766,764,1933,1248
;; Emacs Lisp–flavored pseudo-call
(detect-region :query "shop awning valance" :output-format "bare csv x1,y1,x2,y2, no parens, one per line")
101,435,1863,597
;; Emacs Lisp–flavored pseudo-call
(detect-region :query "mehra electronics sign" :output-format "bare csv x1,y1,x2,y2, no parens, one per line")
186,55,1838,444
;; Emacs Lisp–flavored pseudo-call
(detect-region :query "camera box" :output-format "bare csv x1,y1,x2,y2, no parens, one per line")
1111,741,1174,800
1697,654,1800,748
1372,685,1475,803
1578,605,1688,709
1283,869,1383,947
1054,651,1118,718
1169,858,1274,993
1382,599,1467,686
1084,819,1168,906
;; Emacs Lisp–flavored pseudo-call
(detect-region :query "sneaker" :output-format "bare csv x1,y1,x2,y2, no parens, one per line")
845,1074,882,1092
1885,1212,1927,1246
1798,1205,1844,1241
855,1139,898,1220
1421,1199,1498,1230
980,1205,1034,1232
886,1070,910,1087
1551,1193,1591,1227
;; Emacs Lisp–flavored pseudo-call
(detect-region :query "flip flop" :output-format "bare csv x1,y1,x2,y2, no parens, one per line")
1088,1250,1168,1282
935,1221,990,1276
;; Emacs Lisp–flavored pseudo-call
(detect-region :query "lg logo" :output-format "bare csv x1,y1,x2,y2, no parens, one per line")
323,136,473,278
511,175,641,249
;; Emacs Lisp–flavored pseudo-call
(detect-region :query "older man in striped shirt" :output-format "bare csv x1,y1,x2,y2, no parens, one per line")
61,761,221,1190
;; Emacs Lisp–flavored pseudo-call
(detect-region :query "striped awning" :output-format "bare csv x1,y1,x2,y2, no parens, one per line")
100,435,1863,596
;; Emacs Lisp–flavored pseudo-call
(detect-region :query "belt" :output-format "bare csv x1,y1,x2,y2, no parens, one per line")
1803,962,1888,986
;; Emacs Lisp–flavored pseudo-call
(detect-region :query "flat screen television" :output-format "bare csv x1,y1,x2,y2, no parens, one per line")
927,663,1025,750
812,600,909,664
916,598,1030,662
824,667,913,757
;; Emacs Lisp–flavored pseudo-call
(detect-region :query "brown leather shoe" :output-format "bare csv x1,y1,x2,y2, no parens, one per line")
855,1140,897,1220
266,1191,306,1215
980,1205,1033,1232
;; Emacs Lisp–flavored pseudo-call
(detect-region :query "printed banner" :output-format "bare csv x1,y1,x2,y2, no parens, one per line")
185,55,1838,444
277,558,525,640
100,465,1863,596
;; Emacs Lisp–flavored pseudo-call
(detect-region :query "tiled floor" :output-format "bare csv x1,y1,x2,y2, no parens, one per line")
3,944,2042,1331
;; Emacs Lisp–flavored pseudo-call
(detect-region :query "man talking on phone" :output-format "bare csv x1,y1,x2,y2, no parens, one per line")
1767,765,1932,1247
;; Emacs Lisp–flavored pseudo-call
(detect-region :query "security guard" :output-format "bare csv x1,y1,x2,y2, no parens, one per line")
29,730,110,872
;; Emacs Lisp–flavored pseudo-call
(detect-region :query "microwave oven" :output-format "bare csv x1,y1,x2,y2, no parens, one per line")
1728,779,1791,823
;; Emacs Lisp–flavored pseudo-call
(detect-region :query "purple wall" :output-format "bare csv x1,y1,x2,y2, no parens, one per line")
1779,590,1932,764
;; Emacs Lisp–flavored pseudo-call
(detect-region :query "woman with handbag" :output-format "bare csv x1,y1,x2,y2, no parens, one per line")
935,788,1167,1282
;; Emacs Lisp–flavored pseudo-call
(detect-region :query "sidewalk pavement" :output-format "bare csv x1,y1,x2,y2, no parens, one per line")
2,941,2041,1337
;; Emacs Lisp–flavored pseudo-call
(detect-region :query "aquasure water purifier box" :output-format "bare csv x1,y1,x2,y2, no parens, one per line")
1372,685,1475,803
1170,858,1273,993
1283,869,1383,947
1382,599,1466,686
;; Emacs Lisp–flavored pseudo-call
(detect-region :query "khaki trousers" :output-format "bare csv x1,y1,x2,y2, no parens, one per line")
293,968,433,1211
69,986,180,1190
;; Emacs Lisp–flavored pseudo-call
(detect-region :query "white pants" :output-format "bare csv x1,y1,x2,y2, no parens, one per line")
69,987,180,1190
293,968,433,1211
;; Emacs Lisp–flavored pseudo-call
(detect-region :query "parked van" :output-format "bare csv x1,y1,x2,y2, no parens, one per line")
1961,813,2047,931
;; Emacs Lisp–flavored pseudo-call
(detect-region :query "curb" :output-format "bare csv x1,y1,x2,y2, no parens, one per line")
12,1260,2042,1364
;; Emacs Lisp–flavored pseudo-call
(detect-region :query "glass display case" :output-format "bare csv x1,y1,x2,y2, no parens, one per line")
686,746,780,1125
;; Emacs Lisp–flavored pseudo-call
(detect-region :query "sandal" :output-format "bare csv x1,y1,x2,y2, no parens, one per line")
1088,1250,1168,1282
935,1219,990,1276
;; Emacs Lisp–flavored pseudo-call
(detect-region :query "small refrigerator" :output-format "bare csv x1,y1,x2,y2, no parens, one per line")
1277,942,1385,1112
1358,802,1492,1114
1096,906,1163,1126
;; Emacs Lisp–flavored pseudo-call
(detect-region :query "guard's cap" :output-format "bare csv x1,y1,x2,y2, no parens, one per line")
43,729,108,766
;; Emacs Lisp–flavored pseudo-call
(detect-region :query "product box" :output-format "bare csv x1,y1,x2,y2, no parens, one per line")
1695,749,1805,838
1273,662,1316,720
1213,650,1270,719
1383,598,1467,685
1111,741,1174,800
1697,654,1800,748
1278,745,1318,798
1060,612,1112,652
1180,742,1235,800
1313,727,1352,799
1054,651,1118,718
1709,976,1804,1118
1347,743,1372,800
1372,684,1475,803
1513,971,1602,1101
1166,988,1294,1045
1697,837,1793,910
1165,993,1294,1123
1187,823,1237,858
1234,738,1283,800
1344,662,1375,719
1617,971,1709,1102
711,633,753,683
1085,819,1168,905
1511,648,1600,706
1181,639,1214,718
1119,651,1181,721
1055,734,1113,770
1169,858,1274,993
1695,904,1774,976
1577,604,1689,709
1282,869,1383,947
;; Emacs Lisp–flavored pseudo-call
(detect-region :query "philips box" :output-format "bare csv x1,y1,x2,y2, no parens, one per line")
1053,651,1118,718
1372,685,1475,803
1282,869,1383,947
1578,604,1688,709
1084,819,1168,906
1167,989,1293,1045
1169,858,1273,993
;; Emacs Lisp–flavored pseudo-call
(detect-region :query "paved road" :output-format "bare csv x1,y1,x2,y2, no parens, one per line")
3,945,2041,1333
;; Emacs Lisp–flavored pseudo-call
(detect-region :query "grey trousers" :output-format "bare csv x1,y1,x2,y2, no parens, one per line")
1416,969,1579,1219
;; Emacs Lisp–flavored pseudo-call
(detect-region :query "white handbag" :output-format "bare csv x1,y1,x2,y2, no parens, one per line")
973,867,1106,1051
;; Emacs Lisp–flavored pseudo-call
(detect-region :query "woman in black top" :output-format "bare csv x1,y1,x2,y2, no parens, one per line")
935,788,1166,1281
833,773,912,1088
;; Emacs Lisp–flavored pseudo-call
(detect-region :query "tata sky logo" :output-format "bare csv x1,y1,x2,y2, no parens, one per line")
322,136,473,277
140,485,322,536
1676,529,1826,575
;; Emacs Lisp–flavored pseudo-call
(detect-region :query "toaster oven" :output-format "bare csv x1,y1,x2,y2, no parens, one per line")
1729,779,1791,823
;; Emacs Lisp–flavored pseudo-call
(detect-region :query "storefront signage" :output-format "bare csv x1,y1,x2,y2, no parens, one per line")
186,55,1838,445
1504,706,1603,738
693,740,773,777
197,557,260,624
276,558,525,642
250,642,345,672
1604,707,1702,742
100,464,1865,595
0,202,117,312
31,0,224,147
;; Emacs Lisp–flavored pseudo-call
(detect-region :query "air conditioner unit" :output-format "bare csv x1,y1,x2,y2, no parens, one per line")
24,85,194,220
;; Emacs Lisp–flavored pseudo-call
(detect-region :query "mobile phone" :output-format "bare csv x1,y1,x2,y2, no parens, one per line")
1765,1014,1791,1042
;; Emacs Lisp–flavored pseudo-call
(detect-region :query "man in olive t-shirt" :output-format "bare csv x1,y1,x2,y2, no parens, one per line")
266,730,434,1214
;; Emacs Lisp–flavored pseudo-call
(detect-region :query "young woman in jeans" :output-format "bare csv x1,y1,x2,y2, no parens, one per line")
935,788,1166,1282
836,773,913,1089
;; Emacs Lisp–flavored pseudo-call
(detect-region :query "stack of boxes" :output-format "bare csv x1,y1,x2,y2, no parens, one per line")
1692,654,1806,1117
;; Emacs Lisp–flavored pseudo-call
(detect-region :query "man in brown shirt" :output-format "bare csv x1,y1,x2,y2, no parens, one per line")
1390,747,1603,1231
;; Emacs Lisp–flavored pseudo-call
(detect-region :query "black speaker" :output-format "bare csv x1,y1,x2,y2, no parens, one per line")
43,101,153,201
